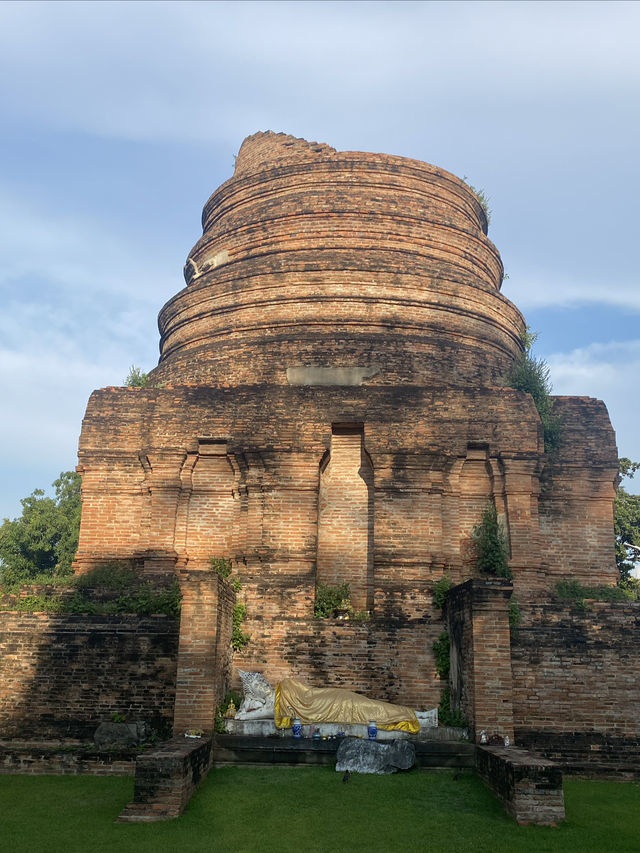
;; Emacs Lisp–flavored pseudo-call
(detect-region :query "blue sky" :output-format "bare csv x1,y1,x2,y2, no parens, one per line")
1,0,639,520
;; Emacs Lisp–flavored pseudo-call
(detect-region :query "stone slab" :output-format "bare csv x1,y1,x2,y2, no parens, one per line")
336,737,416,774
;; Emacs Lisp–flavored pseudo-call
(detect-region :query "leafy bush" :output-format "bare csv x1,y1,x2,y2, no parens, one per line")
207,556,250,650
314,582,351,618
504,328,563,453
462,176,491,225
438,686,467,728
508,596,521,634
0,563,182,617
432,632,450,679
352,609,370,621
432,631,467,727
210,557,232,578
232,602,250,650
432,574,452,609
555,578,636,606
124,365,148,387
472,504,511,579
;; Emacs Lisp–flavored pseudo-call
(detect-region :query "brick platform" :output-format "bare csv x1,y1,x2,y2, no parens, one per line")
476,745,565,825
118,736,213,822
0,740,137,776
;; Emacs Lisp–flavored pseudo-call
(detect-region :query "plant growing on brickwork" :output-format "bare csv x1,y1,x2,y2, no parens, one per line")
554,578,636,606
103,577,182,617
314,582,351,618
504,327,563,453
438,686,467,728
432,574,452,610
472,503,511,579
508,596,521,636
232,601,250,650
210,556,233,578
208,556,250,650
462,175,491,225
124,365,149,387
0,563,182,617
432,631,466,727
352,609,370,621
432,632,450,679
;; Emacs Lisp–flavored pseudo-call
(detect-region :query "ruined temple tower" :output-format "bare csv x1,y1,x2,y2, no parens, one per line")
75,132,618,708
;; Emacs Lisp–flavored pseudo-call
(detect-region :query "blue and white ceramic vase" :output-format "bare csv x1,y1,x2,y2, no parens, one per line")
367,720,377,740
292,718,302,738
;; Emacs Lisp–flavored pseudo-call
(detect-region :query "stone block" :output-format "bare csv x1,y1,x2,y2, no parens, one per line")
336,736,416,774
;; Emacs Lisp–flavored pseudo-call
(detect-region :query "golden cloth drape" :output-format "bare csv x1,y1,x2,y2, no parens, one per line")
274,678,420,733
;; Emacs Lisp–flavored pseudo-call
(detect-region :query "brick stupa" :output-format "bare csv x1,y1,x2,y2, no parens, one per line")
75,132,618,710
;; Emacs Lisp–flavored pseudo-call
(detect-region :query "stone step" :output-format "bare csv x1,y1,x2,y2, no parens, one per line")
213,734,475,769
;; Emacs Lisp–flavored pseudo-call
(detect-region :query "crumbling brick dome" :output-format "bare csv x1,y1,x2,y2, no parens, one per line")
151,131,525,387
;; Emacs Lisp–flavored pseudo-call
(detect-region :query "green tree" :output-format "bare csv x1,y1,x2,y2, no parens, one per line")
615,458,640,582
505,328,562,453
125,365,148,387
0,471,81,584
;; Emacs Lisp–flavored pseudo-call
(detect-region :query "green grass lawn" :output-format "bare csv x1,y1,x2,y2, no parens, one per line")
1,768,639,853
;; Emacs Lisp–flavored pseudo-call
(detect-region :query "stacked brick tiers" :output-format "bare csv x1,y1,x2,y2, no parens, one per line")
75,132,619,716
152,132,522,388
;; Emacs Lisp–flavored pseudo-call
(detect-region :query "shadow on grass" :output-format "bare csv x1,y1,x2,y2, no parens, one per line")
1,768,639,853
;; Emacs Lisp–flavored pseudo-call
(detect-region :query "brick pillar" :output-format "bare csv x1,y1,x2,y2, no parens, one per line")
142,451,186,576
447,578,514,744
173,570,235,735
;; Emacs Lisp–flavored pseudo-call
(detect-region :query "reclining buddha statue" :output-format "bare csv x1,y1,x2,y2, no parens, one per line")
234,671,436,733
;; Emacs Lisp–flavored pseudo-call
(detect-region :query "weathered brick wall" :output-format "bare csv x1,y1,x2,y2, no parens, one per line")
76,383,544,578
0,613,179,739
512,601,640,774
0,743,137,776
232,614,445,710
537,397,618,588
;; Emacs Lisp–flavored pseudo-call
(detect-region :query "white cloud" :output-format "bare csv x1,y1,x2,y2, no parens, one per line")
503,270,640,312
0,192,176,301
0,1,638,145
